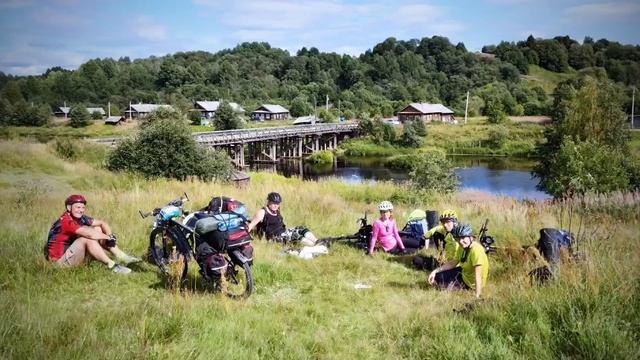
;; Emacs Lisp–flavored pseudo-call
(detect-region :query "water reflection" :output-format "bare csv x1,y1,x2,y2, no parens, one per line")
249,156,550,200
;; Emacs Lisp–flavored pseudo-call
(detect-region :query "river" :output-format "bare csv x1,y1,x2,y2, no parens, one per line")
250,156,551,200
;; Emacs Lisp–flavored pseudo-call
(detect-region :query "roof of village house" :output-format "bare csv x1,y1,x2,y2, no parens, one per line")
399,103,454,115
104,116,124,124
86,107,105,115
293,115,319,125
54,106,71,114
195,101,245,113
125,104,174,113
252,104,289,114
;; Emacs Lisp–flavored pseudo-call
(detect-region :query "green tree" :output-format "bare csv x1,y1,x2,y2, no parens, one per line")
106,118,233,181
409,151,459,192
540,138,630,197
213,101,242,130
290,96,312,117
69,106,90,128
485,99,508,124
535,76,632,196
399,119,425,148
487,125,509,148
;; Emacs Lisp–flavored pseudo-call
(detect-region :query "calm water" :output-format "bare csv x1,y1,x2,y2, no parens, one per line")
250,156,551,200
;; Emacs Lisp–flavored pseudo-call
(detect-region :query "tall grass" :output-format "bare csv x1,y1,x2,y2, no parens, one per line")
1,139,638,359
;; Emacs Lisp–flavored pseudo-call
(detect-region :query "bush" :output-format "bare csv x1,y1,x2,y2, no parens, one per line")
91,111,103,120
487,125,509,148
485,99,508,124
53,138,77,160
399,119,426,148
304,150,334,165
189,110,203,125
141,107,184,127
539,137,630,197
106,118,233,181
409,151,459,192
213,101,242,130
69,106,90,128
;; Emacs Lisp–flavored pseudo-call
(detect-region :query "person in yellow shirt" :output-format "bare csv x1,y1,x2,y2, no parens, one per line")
413,209,460,271
427,223,489,298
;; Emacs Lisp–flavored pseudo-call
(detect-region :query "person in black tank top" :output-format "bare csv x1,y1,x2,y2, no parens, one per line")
248,192,286,241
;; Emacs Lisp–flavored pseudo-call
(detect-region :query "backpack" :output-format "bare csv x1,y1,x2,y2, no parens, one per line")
206,196,247,217
537,228,575,266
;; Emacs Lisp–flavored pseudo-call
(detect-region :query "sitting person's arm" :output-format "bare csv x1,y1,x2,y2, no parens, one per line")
74,225,111,241
247,208,266,233
90,219,112,236
474,265,483,298
427,260,457,284
368,221,381,255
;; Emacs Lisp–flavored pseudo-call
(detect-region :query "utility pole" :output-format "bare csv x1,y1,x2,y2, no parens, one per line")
632,86,636,129
464,91,469,125
129,101,132,121
108,101,111,117
338,99,341,121
313,95,317,124
325,94,329,111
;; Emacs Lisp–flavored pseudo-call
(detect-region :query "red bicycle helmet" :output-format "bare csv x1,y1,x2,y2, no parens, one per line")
65,194,87,207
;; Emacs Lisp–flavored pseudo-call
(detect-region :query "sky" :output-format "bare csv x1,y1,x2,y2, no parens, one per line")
0,0,638,76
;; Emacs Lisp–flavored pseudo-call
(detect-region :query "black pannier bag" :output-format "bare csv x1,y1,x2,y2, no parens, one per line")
226,227,252,249
196,242,227,279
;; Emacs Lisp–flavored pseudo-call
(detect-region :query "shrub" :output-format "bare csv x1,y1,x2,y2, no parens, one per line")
141,107,184,127
53,138,77,160
487,125,509,148
304,150,334,165
106,118,233,181
485,99,508,124
540,137,630,197
69,106,90,128
91,111,103,120
409,151,459,192
399,120,426,148
213,101,242,130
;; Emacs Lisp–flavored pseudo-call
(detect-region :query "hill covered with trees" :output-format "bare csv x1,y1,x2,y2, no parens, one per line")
0,35,638,126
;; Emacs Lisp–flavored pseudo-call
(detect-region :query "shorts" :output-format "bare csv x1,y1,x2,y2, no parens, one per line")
55,240,87,267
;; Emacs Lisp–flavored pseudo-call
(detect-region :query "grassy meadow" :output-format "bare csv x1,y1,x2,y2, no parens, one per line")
1,139,639,359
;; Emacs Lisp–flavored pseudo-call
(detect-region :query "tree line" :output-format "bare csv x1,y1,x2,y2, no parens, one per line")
0,35,638,127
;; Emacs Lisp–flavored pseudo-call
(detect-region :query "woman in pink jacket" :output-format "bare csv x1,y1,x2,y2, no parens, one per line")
368,201,420,255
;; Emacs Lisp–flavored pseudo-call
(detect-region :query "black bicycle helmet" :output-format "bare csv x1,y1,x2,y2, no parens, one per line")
267,192,282,204
451,223,473,239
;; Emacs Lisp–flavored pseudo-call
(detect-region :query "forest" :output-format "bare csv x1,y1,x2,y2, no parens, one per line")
0,34,638,126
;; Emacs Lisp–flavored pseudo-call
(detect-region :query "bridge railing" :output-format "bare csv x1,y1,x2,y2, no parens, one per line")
90,123,359,146
193,123,359,146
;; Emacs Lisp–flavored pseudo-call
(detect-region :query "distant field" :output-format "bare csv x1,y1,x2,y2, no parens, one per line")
522,65,575,93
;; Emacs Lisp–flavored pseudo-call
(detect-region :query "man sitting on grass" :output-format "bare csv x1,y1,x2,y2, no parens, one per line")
45,194,141,274
427,223,489,298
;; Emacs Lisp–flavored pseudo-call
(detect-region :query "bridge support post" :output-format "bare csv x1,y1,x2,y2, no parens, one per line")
297,138,303,158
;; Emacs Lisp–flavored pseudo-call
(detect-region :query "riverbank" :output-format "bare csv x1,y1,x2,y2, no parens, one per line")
2,139,639,359
340,117,545,159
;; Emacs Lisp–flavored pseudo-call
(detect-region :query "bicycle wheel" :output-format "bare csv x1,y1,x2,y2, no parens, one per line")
221,260,253,299
149,227,188,281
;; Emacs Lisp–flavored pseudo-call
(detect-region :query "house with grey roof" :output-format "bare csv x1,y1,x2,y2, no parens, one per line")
87,107,106,118
123,103,174,119
194,100,245,120
397,103,455,123
104,116,125,125
53,106,71,118
54,106,106,119
251,104,289,121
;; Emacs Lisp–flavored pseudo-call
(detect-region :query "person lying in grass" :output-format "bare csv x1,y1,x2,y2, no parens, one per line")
45,194,141,274
427,223,489,298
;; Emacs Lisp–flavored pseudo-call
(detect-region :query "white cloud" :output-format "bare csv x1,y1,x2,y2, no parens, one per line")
133,16,168,41
0,44,87,75
566,2,640,19
330,45,366,56
395,4,446,24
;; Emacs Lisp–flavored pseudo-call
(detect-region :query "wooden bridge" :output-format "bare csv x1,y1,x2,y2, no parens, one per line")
193,123,359,167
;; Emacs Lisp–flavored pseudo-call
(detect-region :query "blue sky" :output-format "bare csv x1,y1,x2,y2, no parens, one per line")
1,0,638,75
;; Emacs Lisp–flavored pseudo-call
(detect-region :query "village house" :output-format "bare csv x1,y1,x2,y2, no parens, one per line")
104,115,125,125
194,101,245,120
396,103,456,123
123,103,174,119
251,104,290,121
54,106,106,119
